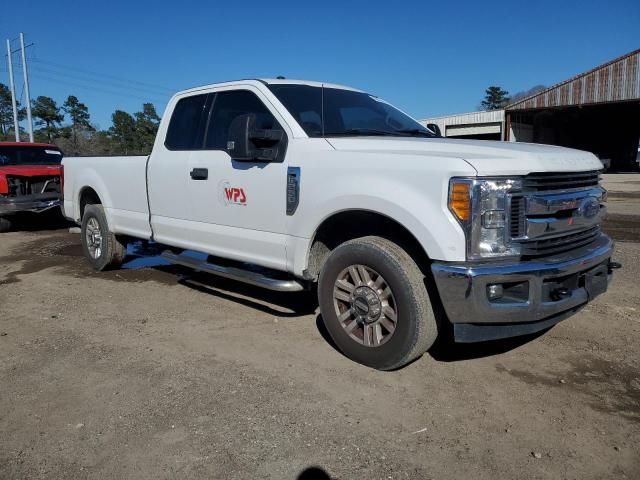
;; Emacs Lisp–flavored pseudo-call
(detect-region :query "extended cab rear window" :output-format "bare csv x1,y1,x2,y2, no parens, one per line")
0,145,63,165
165,94,209,150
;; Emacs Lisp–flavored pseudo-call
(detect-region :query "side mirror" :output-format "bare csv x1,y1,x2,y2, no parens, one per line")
426,123,442,137
227,113,284,162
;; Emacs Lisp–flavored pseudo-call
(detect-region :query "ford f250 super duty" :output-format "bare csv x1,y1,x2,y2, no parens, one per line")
61,79,619,370
0,142,63,232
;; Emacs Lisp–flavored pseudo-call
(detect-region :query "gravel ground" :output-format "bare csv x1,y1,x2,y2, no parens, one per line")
1,176,639,479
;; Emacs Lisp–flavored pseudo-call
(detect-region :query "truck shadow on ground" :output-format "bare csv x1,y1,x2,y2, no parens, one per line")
123,241,319,317
427,329,549,362
2,211,72,232
313,313,549,365
126,246,549,364
176,272,318,318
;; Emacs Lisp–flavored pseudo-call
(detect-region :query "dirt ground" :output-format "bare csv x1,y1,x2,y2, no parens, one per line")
1,175,639,479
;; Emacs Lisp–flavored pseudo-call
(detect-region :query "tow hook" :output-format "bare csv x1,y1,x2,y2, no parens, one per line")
551,287,572,301
608,261,622,274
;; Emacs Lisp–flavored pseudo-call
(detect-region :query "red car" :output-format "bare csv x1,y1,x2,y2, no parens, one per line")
0,142,63,232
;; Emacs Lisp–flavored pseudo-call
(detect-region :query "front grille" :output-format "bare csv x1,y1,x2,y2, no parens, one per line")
509,170,603,257
523,170,601,192
520,226,600,258
510,196,526,238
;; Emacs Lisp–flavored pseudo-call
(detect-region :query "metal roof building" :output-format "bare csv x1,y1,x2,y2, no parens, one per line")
419,110,504,140
506,49,640,111
421,49,640,170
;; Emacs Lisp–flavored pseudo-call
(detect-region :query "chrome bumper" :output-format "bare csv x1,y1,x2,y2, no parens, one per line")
0,195,61,215
431,234,615,341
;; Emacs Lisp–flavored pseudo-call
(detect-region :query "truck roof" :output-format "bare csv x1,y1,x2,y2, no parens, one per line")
177,78,363,97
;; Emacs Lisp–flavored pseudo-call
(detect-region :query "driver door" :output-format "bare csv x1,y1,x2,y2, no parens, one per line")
185,87,290,270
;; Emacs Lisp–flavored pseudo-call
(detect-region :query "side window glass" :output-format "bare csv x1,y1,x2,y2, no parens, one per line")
165,94,208,150
204,90,281,150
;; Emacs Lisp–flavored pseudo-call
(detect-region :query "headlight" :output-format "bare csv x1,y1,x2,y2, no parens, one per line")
448,177,522,260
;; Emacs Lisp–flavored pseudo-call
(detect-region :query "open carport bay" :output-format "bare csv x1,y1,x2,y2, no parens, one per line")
0,177,639,479
507,102,640,171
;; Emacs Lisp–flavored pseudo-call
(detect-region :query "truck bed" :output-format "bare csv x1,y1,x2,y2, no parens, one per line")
62,155,152,239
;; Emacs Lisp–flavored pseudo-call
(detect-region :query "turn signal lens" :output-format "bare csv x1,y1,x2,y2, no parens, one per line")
449,181,471,222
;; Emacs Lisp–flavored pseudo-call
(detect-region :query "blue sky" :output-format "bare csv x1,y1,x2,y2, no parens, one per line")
2,0,639,130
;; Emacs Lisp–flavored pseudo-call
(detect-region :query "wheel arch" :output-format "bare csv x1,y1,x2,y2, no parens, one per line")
304,208,431,281
78,186,102,220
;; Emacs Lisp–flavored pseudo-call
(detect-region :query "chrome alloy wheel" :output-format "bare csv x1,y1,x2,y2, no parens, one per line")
85,217,103,259
332,265,398,347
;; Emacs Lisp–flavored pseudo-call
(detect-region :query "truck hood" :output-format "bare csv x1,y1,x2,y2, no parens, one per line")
325,137,603,176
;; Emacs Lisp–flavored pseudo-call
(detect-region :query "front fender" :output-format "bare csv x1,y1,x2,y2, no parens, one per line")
286,169,470,276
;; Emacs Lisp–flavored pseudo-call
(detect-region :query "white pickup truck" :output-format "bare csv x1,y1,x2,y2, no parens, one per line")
62,79,619,370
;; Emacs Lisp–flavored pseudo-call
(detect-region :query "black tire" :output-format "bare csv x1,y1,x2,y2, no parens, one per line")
0,216,12,233
80,204,126,271
318,236,437,370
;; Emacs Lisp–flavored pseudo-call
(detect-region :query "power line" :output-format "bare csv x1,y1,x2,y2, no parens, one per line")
27,64,173,97
2,47,173,128
30,58,176,94
28,72,168,104
2,66,167,112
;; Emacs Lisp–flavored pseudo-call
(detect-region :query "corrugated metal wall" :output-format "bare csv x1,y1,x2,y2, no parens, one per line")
507,49,640,111
419,110,504,136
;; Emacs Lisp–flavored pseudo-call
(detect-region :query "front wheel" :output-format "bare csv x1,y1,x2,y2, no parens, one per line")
81,204,127,271
318,236,437,370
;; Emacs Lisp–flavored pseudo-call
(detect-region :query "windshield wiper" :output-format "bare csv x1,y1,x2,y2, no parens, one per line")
324,128,438,138
323,128,398,137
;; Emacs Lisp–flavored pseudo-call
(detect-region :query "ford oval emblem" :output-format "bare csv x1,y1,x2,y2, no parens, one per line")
580,197,600,219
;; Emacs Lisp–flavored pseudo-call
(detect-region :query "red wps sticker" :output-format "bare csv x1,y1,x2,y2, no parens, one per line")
224,187,247,204
219,181,247,206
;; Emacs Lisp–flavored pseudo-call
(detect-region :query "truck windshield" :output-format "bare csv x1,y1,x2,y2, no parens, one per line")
0,145,63,166
268,84,435,138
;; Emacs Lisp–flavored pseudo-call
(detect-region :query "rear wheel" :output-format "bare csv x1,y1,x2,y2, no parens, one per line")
318,236,437,370
0,216,12,233
81,204,126,271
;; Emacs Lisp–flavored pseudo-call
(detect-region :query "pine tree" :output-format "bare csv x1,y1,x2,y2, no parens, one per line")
109,110,137,154
480,86,510,111
134,103,160,154
0,83,25,139
63,95,93,154
32,96,64,142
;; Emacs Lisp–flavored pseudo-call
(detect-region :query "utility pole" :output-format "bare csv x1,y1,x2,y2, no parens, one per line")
5,39,20,141
19,33,34,142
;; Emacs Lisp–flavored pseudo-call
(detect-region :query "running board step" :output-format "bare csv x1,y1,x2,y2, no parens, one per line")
160,251,305,292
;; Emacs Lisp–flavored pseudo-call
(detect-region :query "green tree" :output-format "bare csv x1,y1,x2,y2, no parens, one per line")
62,95,93,154
134,103,161,154
480,86,510,111
32,96,64,142
63,95,91,128
109,110,137,154
0,83,26,139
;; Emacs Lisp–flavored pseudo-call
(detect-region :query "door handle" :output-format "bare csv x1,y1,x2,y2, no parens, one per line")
190,168,208,180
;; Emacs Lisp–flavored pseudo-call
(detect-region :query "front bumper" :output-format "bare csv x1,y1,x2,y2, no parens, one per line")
431,233,616,342
0,194,61,215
